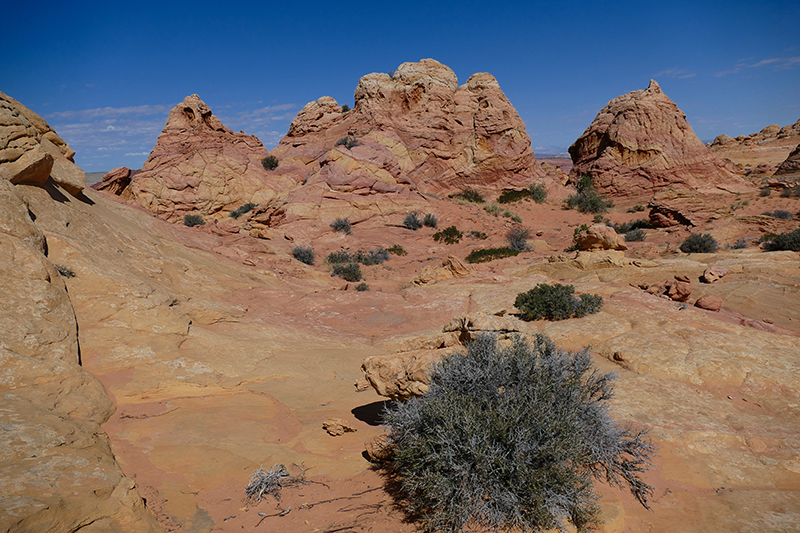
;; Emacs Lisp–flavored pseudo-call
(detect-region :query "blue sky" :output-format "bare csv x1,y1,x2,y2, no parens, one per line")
2,1,798,172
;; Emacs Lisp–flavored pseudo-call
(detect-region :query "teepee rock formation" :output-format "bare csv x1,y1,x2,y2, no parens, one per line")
569,80,753,199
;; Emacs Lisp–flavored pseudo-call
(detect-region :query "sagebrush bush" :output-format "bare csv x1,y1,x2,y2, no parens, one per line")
497,189,529,204
779,185,800,198
627,204,646,212
432,226,463,245
625,229,646,242
423,213,438,228
566,176,614,214
354,248,390,265
384,334,654,533
330,217,352,234
468,230,488,240
355,282,369,291
335,136,359,149
230,202,257,219
762,210,794,219
680,233,719,253
449,188,484,203
261,155,279,171
404,212,423,230
332,263,362,282
759,188,772,197
465,247,518,263
763,228,800,251
387,245,407,256
506,226,530,252
528,183,547,203
732,238,749,249
292,245,315,265
515,283,603,321
183,214,205,227
484,203,503,216
612,219,651,234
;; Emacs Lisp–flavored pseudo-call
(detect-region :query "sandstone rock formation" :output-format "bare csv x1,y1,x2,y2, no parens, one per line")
270,59,541,208
648,186,734,227
411,255,470,285
1,91,85,195
569,80,752,200
709,119,800,173
574,223,627,251
695,294,723,311
322,418,357,436
774,143,800,178
97,95,297,223
702,266,729,284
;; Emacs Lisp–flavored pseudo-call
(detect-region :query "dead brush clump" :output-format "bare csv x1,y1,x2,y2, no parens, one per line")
245,464,309,503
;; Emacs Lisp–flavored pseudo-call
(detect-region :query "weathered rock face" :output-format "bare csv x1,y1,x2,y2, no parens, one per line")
569,81,752,199
0,91,85,195
575,223,627,251
774,143,800,178
648,186,734,227
709,120,800,173
270,59,540,205
98,95,297,223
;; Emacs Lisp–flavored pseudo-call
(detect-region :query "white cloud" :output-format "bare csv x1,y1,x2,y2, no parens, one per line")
46,104,170,121
124,151,151,157
715,56,800,77
654,68,697,79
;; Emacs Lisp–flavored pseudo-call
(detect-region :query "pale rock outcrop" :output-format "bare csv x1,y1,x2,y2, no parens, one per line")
322,418,357,436
97,94,297,223
701,266,729,284
569,81,752,200
270,59,541,209
645,276,692,302
574,223,627,251
364,434,392,463
709,119,800,173
361,349,441,400
412,255,471,285
0,91,85,194
695,294,723,311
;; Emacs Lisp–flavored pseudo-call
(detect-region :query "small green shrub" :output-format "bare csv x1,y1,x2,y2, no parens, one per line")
506,210,522,223
484,203,503,216
468,230,488,240
230,202,257,219
613,219,651,234
354,248,390,265
183,214,205,227
404,212,423,230
731,238,749,249
627,204,646,212
292,245,315,265
261,155,279,171
763,228,800,251
422,213,438,228
332,262,362,282
506,226,530,252
330,217,352,234
387,245,407,256
449,188,484,203
680,233,719,253
528,183,547,203
779,185,800,198
335,136,359,149
465,247,519,263
355,282,369,291
515,283,603,321
625,229,646,242
759,188,772,197
54,264,75,278
497,189,529,204
762,210,794,219
341,104,351,112
384,334,654,533
432,226,463,245
566,176,614,214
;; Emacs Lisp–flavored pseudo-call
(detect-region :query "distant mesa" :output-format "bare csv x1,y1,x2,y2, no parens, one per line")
0,90,86,195
97,94,295,223
569,80,753,200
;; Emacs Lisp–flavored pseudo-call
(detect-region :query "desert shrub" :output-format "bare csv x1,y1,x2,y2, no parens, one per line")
627,204,646,212
779,185,800,198
506,226,530,252
593,214,606,223
759,233,778,244
331,262,362,282
423,213,438,228
432,226,463,245
468,230,488,240
54,264,75,278
384,334,654,533
261,155,279,171
387,245,407,256
679,233,719,253
341,104,350,112
528,183,547,203
354,248,390,265
335,136,359,149
759,188,771,197
326,250,353,264
762,210,794,219
497,189,529,204
484,203,503,216
625,229,646,242
230,202,257,219
330,217,352,234
292,245,315,265
515,283,603,321
566,176,614,214
731,238,749,249
449,188,484,203
762,228,800,251
404,212,423,230
355,282,370,291
506,210,522,223
183,214,205,227
245,464,308,503
465,247,519,263
613,219,651,234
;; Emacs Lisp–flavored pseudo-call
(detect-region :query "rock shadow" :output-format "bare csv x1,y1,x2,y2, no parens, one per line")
352,400,392,426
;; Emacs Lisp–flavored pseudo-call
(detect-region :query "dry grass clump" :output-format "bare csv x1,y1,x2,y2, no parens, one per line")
245,464,308,503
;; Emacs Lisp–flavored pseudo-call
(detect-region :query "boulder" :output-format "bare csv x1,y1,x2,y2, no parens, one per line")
322,417,357,436
0,91,84,194
412,255,471,285
701,266,729,283
569,80,752,200
361,349,441,400
364,434,392,463
695,294,723,311
645,277,692,302
95,166,136,196
575,223,627,251
97,94,297,223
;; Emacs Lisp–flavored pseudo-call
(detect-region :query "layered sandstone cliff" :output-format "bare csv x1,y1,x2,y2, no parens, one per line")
569,80,753,200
